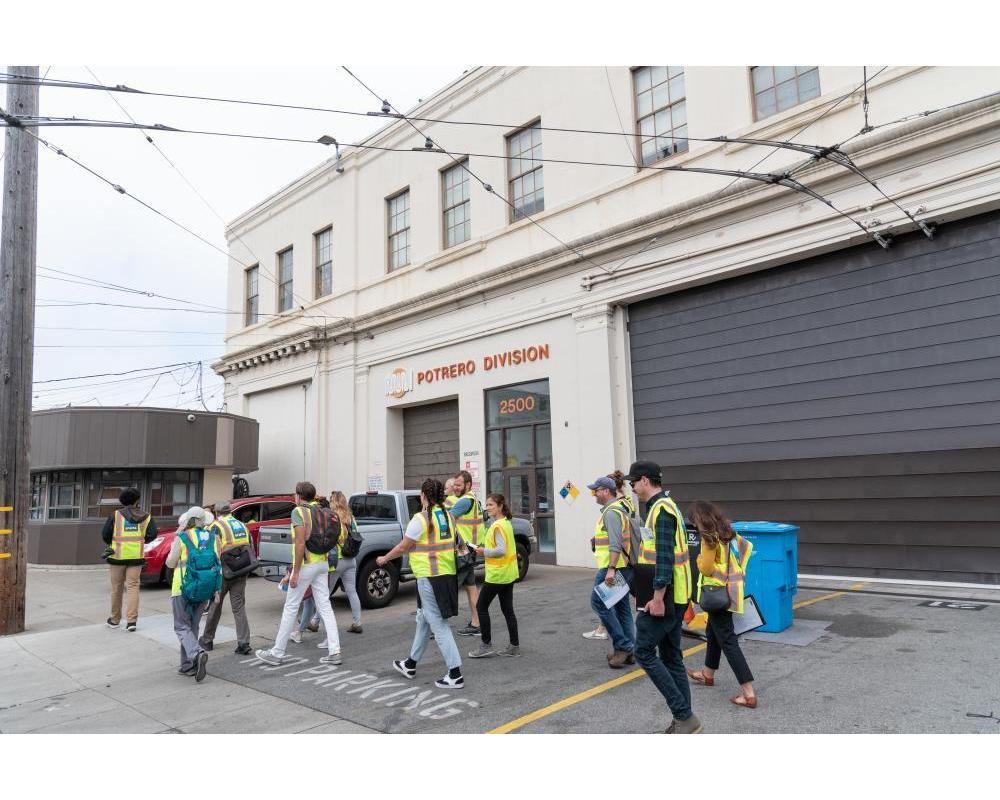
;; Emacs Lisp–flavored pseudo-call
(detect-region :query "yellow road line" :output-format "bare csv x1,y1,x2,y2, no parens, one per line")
0,529,12,535
488,586,860,734
0,506,12,512
0,553,10,559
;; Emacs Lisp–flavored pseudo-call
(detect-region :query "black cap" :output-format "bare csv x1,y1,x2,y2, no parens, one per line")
624,460,662,484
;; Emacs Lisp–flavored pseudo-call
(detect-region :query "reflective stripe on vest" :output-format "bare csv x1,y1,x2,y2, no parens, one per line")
171,527,219,596
452,493,485,545
484,518,518,584
112,510,150,560
642,496,691,605
594,505,629,570
214,515,250,552
697,534,753,614
616,495,637,516
408,507,457,578
443,494,459,510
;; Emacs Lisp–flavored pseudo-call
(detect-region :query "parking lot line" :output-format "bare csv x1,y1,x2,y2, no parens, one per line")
488,584,866,734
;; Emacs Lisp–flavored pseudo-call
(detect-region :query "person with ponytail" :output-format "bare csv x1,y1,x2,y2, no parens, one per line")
466,493,520,658
609,469,638,516
378,478,464,689
323,490,364,637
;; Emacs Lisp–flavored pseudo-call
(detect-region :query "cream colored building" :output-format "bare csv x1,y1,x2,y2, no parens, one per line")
218,66,1000,583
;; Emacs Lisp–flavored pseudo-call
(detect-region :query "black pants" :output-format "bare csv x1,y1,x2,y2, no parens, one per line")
476,581,518,646
704,608,754,684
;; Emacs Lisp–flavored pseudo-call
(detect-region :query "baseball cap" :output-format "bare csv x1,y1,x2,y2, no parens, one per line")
586,476,617,492
624,460,662,484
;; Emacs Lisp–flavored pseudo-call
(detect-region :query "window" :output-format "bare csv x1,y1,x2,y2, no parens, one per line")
508,122,544,221
277,247,293,312
315,227,332,298
349,494,398,522
233,503,261,525
387,190,410,271
442,161,471,248
752,66,820,120
29,473,47,521
633,66,688,166
86,469,144,519
245,266,259,326
48,471,82,520
150,469,201,518
263,501,296,521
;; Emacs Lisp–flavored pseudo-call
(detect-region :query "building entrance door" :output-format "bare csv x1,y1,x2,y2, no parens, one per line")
485,380,555,564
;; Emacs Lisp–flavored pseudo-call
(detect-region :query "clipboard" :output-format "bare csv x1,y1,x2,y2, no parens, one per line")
681,595,766,640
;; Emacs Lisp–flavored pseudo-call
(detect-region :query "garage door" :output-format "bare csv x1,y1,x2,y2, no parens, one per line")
403,400,460,491
246,383,308,495
628,212,1000,584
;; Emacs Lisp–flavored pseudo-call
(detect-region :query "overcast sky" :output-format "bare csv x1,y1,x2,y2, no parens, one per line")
1,65,463,412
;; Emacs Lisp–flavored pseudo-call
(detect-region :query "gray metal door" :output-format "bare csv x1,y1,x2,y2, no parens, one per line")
403,400,460,491
628,212,1000,584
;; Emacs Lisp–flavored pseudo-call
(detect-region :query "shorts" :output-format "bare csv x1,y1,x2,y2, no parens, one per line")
456,555,477,587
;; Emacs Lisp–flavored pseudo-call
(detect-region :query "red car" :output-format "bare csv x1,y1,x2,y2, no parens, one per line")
141,494,296,585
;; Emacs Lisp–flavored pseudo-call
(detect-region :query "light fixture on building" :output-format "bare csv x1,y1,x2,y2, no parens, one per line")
318,135,346,173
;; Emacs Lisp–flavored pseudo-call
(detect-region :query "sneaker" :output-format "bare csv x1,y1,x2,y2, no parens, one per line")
457,624,481,637
234,643,252,655
662,720,677,734
254,648,285,666
671,714,704,734
317,639,328,649
468,643,496,659
435,673,464,689
393,659,416,680
582,628,608,640
289,630,303,644
106,617,119,628
198,637,213,651
497,644,521,657
194,651,209,683
126,622,137,633
319,652,343,665
348,623,363,634
177,665,196,676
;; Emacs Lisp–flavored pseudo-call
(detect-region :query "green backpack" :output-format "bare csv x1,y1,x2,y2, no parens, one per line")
180,529,222,606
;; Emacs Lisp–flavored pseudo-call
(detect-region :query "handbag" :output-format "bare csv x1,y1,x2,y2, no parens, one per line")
220,543,258,580
699,583,730,612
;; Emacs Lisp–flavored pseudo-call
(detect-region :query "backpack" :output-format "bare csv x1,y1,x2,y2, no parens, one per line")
339,518,363,559
219,519,259,580
180,529,221,606
301,504,341,555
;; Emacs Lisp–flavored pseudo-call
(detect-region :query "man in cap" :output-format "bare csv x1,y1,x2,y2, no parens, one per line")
587,475,635,669
625,460,702,733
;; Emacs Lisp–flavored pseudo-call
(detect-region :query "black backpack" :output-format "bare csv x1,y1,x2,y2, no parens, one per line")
339,518,363,559
301,504,341,555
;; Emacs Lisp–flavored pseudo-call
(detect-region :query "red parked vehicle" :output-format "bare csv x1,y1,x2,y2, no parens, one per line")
140,494,296,585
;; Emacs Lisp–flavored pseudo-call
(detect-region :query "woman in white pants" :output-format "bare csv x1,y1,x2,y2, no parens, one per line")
314,491,363,646
255,481,341,665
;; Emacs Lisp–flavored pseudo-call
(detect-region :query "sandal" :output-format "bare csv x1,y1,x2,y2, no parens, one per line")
686,668,714,687
730,694,757,709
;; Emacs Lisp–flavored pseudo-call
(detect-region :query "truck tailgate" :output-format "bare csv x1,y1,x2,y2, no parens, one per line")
258,525,293,565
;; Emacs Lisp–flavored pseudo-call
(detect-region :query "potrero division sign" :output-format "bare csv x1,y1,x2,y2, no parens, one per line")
385,344,550,398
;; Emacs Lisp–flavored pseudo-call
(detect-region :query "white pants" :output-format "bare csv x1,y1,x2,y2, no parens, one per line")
273,560,340,656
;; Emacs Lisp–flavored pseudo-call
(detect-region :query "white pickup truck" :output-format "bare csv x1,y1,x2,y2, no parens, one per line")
257,490,537,610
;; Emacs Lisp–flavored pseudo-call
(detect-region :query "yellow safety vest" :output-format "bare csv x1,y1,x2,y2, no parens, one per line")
697,535,753,614
594,504,630,570
443,494,459,510
642,495,691,605
171,527,220,597
292,502,329,565
407,507,457,578
329,517,359,573
616,494,637,516
452,492,485,546
484,518,518,584
212,514,250,552
112,510,150,561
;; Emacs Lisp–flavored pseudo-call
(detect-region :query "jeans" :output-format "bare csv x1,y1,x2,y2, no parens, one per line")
705,608,754,684
477,581,518,646
328,557,362,625
590,567,635,652
202,575,250,645
272,560,340,657
299,596,316,632
172,596,208,671
634,600,693,721
410,578,462,670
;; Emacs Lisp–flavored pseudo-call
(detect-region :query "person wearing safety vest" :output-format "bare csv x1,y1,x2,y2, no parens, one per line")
626,460,703,734
686,501,757,709
588,475,636,669
164,506,220,682
378,478,465,690
101,487,158,632
448,470,484,637
466,493,521,658
199,501,254,655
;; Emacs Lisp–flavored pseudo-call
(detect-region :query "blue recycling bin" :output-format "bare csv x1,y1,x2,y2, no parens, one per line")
732,521,799,633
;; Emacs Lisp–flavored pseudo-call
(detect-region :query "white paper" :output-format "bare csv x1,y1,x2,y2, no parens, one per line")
592,572,630,609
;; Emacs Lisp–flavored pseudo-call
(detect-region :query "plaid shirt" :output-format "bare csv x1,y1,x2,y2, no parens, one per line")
647,490,678,589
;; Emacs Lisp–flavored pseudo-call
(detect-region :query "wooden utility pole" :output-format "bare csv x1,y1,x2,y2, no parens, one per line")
0,66,39,634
